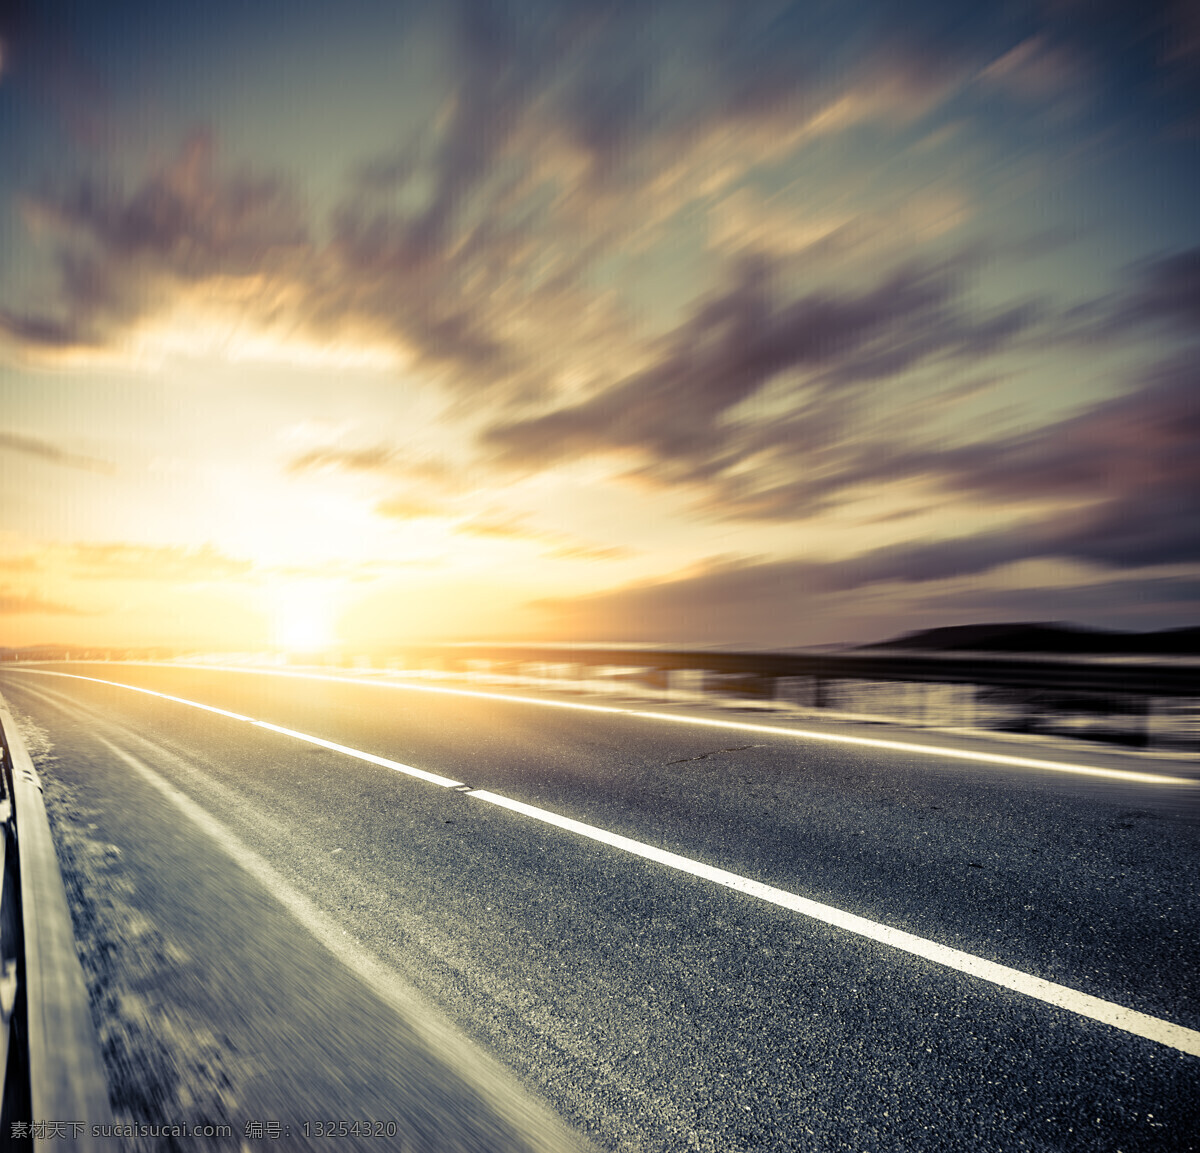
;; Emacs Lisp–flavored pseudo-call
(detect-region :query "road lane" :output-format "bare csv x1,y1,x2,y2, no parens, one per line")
2,677,597,1153
3,664,1198,1152
21,664,1199,1024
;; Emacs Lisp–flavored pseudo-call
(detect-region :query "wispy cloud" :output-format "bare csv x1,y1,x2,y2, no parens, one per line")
0,587,90,615
483,252,1044,509
532,553,1200,645
373,495,451,521
3,0,1198,647
0,2,1020,391
64,542,254,582
454,512,631,561
0,432,115,473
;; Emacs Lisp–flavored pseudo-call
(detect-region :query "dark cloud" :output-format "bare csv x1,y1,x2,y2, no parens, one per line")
0,431,115,473
0,3,1050,384
1113,246,1200,335
532,351,1200,639
484,253,1045,486
923,574,1200,615
533,550,1200,645
4,0,1190,410
486,244,1200,538
914,354,1200,569
733,351,1200,570
3,132,309,351
531,555,825,643
0,308,92,348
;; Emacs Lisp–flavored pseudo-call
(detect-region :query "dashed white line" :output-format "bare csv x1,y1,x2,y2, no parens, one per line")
8,666,1200,1057
251,720,464,788
10,669,467,789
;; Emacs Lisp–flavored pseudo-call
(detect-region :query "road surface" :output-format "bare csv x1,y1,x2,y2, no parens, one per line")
2,662,1198,1152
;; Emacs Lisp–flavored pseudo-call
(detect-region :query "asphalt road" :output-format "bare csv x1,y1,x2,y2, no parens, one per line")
2,662,1198,1152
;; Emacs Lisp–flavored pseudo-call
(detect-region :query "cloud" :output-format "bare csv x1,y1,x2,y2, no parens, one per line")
0,2,1021,390
64,542,254,582
454,511,632,561
373,495,449,521
292,442,631,558
1112,246,1200,335
894,353,1200,569
530,555,821,643
530,348,1200,639
0,432,115,473
266,558,444,579
484,252,1043,501
921,573,1200,615
532,550,1200,645
0,588,90,615
453,514,533,540
287,444,461,488
289,442,470,524
0,131,310,357
484,242,1200,536
723,349,1200,577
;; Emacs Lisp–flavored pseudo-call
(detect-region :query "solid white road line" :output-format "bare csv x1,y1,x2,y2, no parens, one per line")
9,666,1200,1057
469,789,1200,1058
9,669,468,790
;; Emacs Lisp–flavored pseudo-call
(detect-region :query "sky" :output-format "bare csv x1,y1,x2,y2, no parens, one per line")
0,0,1198,651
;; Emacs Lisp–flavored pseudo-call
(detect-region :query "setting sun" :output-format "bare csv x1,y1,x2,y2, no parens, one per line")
271,584,338,652
2,0,1196,655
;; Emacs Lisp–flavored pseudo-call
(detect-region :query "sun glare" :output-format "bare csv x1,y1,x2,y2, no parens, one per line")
271,583,337,651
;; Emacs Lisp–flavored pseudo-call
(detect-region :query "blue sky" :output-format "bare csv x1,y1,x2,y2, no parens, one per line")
0,0,1197,648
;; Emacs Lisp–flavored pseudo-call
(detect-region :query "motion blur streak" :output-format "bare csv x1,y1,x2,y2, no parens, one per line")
53,664,1199,787
74,728,593,1153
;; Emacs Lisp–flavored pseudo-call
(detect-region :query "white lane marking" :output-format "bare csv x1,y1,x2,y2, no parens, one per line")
76,733,591,1153
10,666,1200,1056
469,790,1200,1057
251,720,463,788
10,669,465,790
38,662,1199,787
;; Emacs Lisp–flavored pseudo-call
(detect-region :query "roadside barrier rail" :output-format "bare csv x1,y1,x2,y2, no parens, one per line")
0,692,111,1146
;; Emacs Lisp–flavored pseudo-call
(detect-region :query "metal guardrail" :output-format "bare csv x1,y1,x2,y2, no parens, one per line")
381,644,1200,698
0,693,111,1146
363,646,1199,751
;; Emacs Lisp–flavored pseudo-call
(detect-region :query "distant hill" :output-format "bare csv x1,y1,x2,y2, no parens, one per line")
859,622,1200,656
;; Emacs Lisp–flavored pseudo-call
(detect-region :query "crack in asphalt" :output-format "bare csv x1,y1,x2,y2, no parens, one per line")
665,744,766,765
